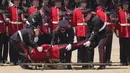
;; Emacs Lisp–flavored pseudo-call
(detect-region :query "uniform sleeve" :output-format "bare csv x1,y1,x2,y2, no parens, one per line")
26,13,37,28
88,17,102,42
28,31,38,48
71,11,77,27
67,26,74,44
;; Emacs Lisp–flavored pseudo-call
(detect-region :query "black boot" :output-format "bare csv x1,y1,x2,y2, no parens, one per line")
97,65,106,69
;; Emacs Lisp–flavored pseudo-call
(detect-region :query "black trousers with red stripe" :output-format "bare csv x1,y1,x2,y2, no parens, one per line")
10,39,29,64
98,36,109,64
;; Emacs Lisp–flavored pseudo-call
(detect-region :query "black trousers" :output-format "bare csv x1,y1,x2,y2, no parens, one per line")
0,33,8,62
119,38,130,63
60,49,72,63
105,34,113,62
77,37,88,63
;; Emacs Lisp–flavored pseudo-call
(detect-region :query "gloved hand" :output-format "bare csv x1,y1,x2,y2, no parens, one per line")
34,37,39,43
37,47,43,52
65,44,72,51
83,41,91,47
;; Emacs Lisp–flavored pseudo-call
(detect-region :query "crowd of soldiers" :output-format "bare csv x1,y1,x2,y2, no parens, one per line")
0,0,130,70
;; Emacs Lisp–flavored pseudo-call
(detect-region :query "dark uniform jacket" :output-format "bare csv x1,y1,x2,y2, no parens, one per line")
88,16,111,42
51,26,74,45
25,10,43,28
10,28,38,48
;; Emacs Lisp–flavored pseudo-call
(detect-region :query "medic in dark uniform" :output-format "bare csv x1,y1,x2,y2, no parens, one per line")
10,27,41,69
84,12,118,69
96,5,113,64
51,20,74,69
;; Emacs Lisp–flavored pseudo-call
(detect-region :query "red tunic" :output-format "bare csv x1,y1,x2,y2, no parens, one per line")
118,8,130,38
96,6,113,33
51,7,61,31
72,8,88,37
8,6,23,35
0,14,6,34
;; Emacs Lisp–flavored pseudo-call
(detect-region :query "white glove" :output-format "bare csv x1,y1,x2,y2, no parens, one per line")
34,37,39,43
37,47,43,52
44,23,49,27
66,44,72,51
83,41,91,47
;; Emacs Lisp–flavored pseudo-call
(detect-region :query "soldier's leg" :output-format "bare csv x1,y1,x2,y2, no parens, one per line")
0,34,3,63
2,33,9,63
105,34,113,63
10,40,31,69
120,38,127,65
119,38,123,63
65,51,72,69
9,39,17,65
60,49,66,63
98,37,109,69
122,38,130,65
77,37,86,63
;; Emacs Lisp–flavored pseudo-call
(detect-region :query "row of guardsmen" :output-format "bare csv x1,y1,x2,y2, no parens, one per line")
0,0,130,69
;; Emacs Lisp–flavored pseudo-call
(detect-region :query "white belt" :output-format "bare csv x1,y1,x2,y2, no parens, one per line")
120,23,130,26
104,22,111,25
9,21,23,25
0,20,4,24
52,21,59,24
77,23,87,25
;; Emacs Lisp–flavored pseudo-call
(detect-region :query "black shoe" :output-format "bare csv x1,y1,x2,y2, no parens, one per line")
120,62,128,66
82,65,94,69
20,65,32,69
97,66,106,69
10,62,17,66
0,61,3,66
67,65,72,69
3,60,9,64
106,60,112,66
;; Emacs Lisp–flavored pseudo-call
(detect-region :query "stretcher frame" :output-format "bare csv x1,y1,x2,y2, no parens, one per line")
21,62,122,70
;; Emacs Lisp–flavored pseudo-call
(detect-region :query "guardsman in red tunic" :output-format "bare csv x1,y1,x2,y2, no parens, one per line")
8,0,24,65
51,0,62,31
8,0,24,35
72,0,89,64
117,1,130,65
96,5,113,64
0,4,8,64
26,0,39,15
